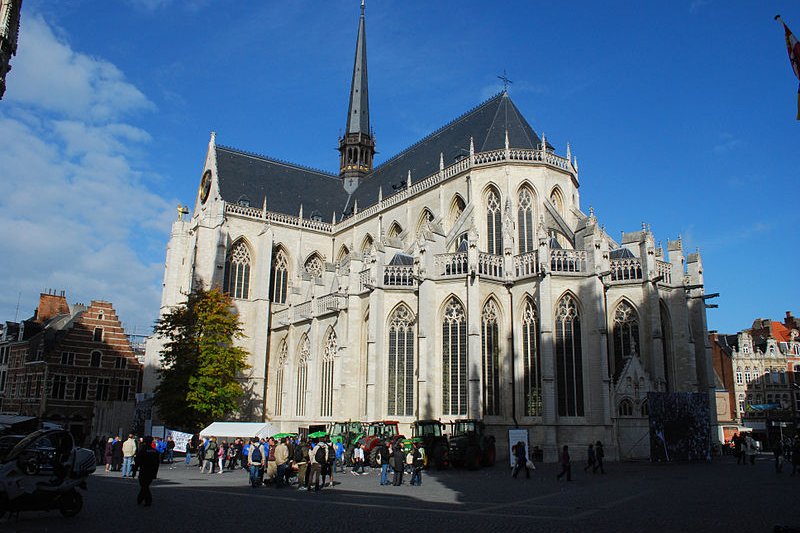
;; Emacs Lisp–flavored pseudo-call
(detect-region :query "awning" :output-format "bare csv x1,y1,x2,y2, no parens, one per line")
199,422,276,439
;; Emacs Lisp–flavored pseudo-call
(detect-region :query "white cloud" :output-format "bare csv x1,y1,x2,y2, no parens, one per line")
0,15,174,332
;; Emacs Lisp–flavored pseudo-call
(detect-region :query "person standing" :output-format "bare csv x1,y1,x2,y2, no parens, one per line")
203,437,218,473
111,436,123,472
247,437,264,488
104,437,114,473
745,434,757,465
584,443,596,473
391,440,404,486
593,441,605,474
324,438,336,487
352,444,365,475
773,440,785,473
556,445,571,481
309,439,326,492
334,439,345,474
185,436,196,467
165,437,175,464
274,437,290,488
294,439,309,490
512,441,530,479
121,434,137,478
377,440,391,486
409,442,424,486
135,436,160,507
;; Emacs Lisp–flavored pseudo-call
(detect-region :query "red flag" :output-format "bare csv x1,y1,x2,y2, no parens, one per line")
776,15,800,119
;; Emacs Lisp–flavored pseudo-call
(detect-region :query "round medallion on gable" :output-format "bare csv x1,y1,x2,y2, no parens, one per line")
199,169,212,203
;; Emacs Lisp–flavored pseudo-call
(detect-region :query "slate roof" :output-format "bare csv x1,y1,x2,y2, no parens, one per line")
215,91,546,220
215,147,348,220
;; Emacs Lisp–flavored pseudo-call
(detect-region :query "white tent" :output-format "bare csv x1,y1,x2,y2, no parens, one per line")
199,422,276,439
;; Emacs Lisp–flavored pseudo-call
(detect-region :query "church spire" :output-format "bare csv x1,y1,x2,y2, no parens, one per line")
339,1,375,193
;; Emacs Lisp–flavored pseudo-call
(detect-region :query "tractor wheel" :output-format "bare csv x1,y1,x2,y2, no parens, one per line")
432,445,447,469
369,448,379,468
59,490,83,518
465,446,481,470
482,442,496,467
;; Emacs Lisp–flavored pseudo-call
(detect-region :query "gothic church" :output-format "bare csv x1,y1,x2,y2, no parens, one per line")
145,5,717,460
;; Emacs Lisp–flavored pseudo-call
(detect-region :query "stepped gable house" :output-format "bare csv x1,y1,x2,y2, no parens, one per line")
0,291,142,442
144,4,716,460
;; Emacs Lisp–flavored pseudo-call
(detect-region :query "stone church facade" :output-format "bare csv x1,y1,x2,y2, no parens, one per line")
145,5,716,460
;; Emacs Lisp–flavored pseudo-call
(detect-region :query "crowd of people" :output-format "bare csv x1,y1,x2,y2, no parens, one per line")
728,432,800,474
87,434,176,475
182,434,427,491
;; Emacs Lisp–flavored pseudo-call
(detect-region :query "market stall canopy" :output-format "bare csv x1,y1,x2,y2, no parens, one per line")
199,422,276,439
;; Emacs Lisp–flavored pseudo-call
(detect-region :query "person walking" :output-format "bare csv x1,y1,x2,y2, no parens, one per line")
773,440,785,473
511,441,531,479
217,441,227,474
584,443,596,473
135,436,160,507
733,433,744,465
556,445,572,481
121,434,137,478
247,437,264,488
593,441,606,474
745,434,757,465
324,438,336,487
377,440,391,486
104,437,114,473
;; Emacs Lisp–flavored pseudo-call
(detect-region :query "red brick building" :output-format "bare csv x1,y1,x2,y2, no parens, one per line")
0,292,142,443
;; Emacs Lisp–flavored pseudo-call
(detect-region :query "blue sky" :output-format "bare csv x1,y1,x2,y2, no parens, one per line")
1,0,798,334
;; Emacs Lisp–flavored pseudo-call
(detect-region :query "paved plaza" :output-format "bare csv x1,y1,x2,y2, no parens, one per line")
2,454,798,532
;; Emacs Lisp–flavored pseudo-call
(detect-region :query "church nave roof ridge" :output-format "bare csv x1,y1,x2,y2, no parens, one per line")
215,144,339,179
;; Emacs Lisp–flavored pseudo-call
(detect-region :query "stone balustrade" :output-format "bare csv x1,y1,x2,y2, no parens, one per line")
435,252,468,277
655,260,672,284
610,258,643,282
383,265,415,287
550,250,586,274
514,251,540,278
478,253,504,280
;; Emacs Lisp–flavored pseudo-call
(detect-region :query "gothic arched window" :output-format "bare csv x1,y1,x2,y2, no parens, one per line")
640,399,649,416
555,294,584,417
274,340,287,416
337,245,350,263
224,240,251,299
486,187,503,255
270,248,289,304
522,297,542,416
481,299,501,416
361,234,374,255
304,253,324,279
296,335,310,417
618,399,633,417
416,208,434,237
517,187,535,254
442,298,467,416
387,305,415,417
388,222,403,239
448,194,466,232
612,301,640,381
320,329,336,418
550,187,565,216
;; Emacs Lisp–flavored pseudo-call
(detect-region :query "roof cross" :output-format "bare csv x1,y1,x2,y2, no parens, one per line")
497,70,513,91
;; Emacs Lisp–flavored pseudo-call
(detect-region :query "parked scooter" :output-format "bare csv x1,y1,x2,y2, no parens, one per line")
0,429,96,519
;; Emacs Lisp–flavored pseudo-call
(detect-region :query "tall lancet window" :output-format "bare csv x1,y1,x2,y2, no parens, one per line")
555,294,584,417
517,187,535,254
223,240,251,299
612,301,640,381
320,329,336,418
486,188,503,255
295,335,310,417
522,297,542,416
270,248,289,304
481,299,501,416
442,298,467,415
387,305,415,417
274,340,287,416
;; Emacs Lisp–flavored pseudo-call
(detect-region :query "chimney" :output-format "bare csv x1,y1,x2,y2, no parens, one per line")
36,290,70,322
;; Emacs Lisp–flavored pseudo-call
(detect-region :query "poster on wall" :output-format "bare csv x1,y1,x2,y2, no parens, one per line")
648,392,710,462
507,428,530,468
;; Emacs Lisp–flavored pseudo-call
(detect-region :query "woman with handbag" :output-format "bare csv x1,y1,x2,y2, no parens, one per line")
511,441,531,479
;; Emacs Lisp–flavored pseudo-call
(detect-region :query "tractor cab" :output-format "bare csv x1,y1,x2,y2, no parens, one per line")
447,419,496,470
361,421,401,467
411,420,449,469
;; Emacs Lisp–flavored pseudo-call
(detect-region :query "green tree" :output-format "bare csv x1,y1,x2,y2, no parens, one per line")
153,288,250,429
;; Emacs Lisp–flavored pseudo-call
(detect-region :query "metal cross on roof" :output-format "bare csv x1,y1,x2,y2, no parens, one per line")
497,70,513,91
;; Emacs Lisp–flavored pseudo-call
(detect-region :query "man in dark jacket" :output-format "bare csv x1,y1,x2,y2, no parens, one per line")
391,441,404,486
377,441,391,485
135,436,160,506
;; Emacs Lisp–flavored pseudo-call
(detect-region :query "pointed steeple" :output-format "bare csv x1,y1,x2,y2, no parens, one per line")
338,1,375,192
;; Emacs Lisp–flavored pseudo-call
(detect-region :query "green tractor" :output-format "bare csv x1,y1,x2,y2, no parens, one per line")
448,419,496,470
411,419,450,469
329,421,364,466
